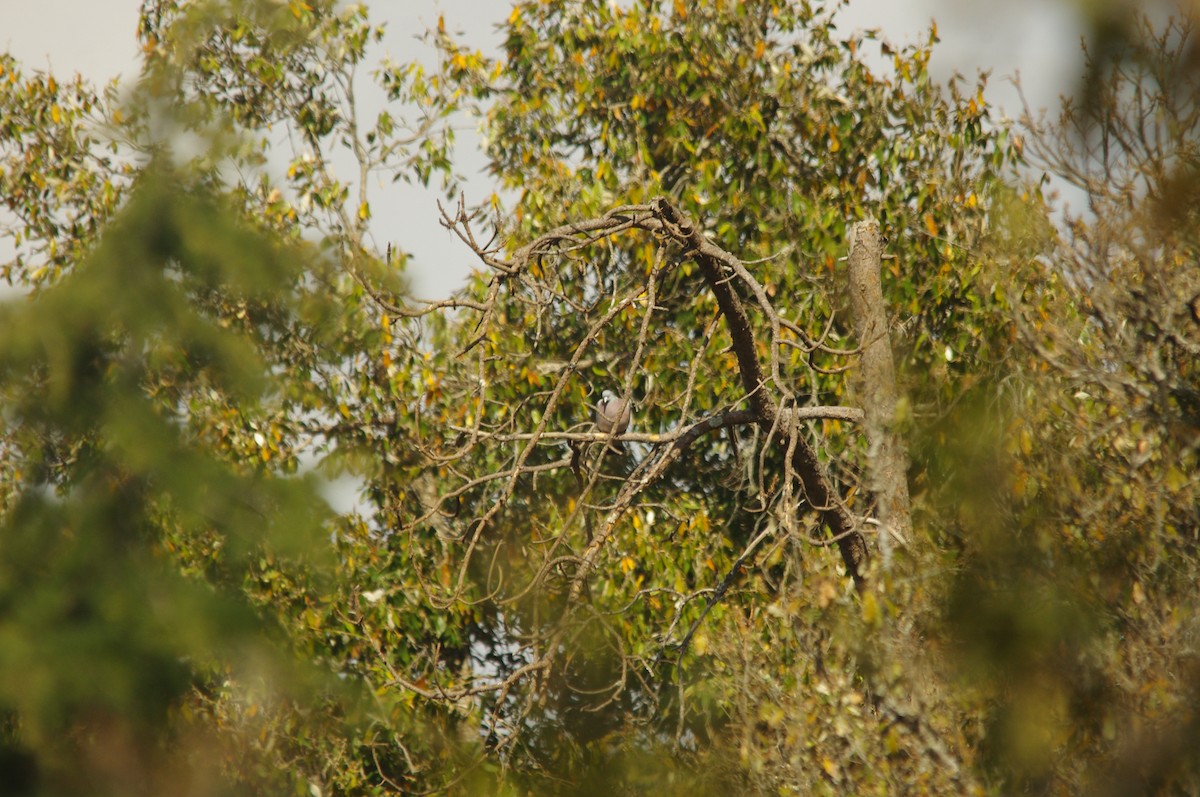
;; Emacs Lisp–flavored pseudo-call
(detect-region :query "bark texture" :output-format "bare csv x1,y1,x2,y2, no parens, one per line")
847,219,913,560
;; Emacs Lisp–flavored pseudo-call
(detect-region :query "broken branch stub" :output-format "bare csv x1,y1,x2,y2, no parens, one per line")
847,219,913,562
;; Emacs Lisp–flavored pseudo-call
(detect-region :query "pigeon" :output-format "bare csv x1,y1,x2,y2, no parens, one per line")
594,389,631,450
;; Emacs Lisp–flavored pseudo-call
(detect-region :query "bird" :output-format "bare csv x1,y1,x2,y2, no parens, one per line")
594,389,631,451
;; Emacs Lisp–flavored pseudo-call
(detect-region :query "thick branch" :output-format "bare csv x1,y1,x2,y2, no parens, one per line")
651,197,772,418
445,406,862,445
650,198,868,585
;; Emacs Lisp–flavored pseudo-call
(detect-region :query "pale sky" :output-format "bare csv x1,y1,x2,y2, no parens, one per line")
2,0,1086,297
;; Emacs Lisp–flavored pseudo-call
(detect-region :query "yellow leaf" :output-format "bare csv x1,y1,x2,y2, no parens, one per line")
673,0,686,18
1164,466,1188,493
508,5,521,25
1011,470,1027,498
51,105,61,124
358,201,370,220
753,40,766,60
923,213,938,237
693,632,709,655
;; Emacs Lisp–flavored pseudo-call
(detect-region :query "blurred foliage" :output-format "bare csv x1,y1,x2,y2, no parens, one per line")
0,168,340,794
952,10,1200,793
0,0,1196,795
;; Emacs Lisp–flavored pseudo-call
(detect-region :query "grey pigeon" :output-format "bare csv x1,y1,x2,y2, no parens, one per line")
595,389,631,449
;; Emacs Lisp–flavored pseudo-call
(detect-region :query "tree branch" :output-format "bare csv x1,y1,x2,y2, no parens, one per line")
649,198,868,585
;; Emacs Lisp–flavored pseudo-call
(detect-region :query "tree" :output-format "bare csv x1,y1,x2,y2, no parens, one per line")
939,12,1200,794
2,1,468,793
2,0,1198,795
391,1,1019,791
0,163,346,794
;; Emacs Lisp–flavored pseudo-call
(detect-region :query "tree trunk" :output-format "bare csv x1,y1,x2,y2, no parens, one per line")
847,219,913,563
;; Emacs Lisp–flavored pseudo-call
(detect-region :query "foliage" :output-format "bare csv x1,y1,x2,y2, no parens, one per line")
414,1,1021,791
945,13,1200,793
0,55,131,289
1,1,468,793
0,0,1197,795
0,168,340,795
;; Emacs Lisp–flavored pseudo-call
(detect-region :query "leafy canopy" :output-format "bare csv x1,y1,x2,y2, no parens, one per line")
0,1,1197,796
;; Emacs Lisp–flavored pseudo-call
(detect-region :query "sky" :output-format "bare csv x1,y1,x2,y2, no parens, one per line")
2,0,1089,297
